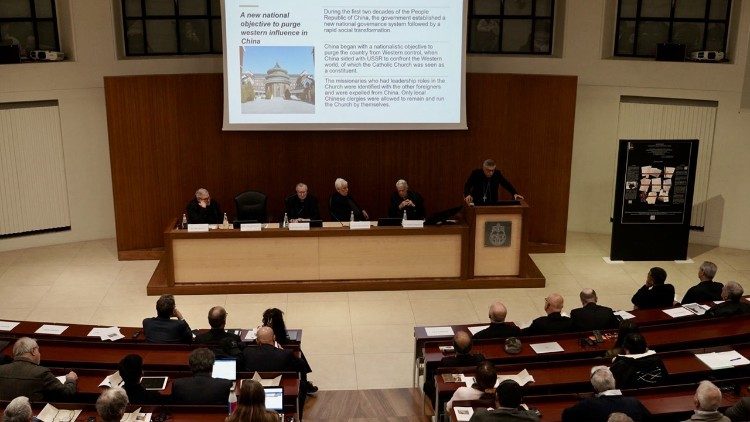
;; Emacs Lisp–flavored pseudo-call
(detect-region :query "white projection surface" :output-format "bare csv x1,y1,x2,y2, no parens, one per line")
222,0,467,130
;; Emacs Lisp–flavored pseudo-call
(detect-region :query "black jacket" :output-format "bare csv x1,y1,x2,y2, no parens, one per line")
185,198,223,224
194,328,242,345
522,312,574,336
284,194,321,221
469,407,540,421
142,317,192,344
631,283,675,309
329,192,366,222
561,394,651,422
463,168,518,205
570,303,619,331
123,382,163,404
610,351,668,389
682,280,724,304
388,190,426,220
171,373,233,405
243,344,305,373
706,300,750,317
473,323,521,340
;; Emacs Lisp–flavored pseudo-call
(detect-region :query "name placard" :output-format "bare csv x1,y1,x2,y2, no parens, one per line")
187,224,209,232
402,220,425,228
350,221,371,230
289,222,310,231
240,223,262,232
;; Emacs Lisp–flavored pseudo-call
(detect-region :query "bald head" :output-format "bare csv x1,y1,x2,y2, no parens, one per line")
488,302,508,323
256,326,275,345
580,289,597,305
207,306,227,329
545,293,564,314
695,381,722,411
453,331,473,355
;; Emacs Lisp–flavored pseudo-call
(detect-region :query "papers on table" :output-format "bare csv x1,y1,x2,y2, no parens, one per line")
530,342,564,354
251,372,282,387
454,406,474,421
467,325,489,335
244,328,257,341
662,307,694,318
682,303,710,316
425,326,454,337
99,371,124,388
613,310,636,320
121,408,152,422
55,375,67,384
36,404,81,422
461,369,535,388
0,320,19,331
88,326,125,341
714,300,726,304
695,350,750,370
35,324,68,335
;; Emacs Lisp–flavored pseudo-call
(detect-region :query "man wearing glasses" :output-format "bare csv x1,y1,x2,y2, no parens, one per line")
0,337,78,401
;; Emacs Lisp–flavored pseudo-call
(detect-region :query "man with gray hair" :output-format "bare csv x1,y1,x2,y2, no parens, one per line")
284,182,320,222
96,387,129,422
608,413,634,422
330,177,368,222
0,337,77,401
473,301,521,339
561,366,650,422
463,158,524,206
388,179,425,220
684,381,730,422
2,396,32,422
171,348,233,404
185,187,223,224
706,281,750,317
682,261,724,304
570,288,619,331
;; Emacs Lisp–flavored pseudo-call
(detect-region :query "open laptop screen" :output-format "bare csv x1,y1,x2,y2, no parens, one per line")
264,386,284,411
212,359,237,380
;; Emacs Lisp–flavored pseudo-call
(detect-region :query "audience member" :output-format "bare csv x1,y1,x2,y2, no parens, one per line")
684,381,730,422
605,320,640,359
96,387,129,422
0,337,77,401
469,379,540,421
561,366,650,422
262,308,317,394
631,267,675,309
171,348,233,405
607,413,634,422
226,379,279,422
186,188,223,224
194,306,242,345
610,333,667,389
522,293,573,336
2,396,32,422
441,331,486,367
706,281,750,317
570,289,619,331
446,361,497,411
682,261,724,304
118,354,161,404
725,397,750,421
142,294,192,344
473,302,521,340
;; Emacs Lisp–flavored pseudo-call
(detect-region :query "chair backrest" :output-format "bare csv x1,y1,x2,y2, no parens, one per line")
235,190,268,222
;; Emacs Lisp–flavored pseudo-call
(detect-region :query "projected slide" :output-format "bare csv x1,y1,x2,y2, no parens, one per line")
222,0,467,130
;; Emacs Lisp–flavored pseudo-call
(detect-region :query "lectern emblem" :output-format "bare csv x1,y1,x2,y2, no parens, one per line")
484,221,511,247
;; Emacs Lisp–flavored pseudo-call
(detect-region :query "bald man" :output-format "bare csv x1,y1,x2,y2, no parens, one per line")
194,306,243,345
570,289,619,331
473,302,521,340
424,331,485,405
685,381,730,422
522,293,574,336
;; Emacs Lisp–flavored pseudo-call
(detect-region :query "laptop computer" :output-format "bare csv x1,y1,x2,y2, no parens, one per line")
211,358,237,380
264,386,284,411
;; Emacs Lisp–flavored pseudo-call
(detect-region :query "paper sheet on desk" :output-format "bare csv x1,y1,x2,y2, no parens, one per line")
99,371,124,388
37,403,81,422
695,350,750,370
662,307,694,318
614,310,636,320
244,329,257,341
35,324,68,335
454,406,474,421
425,326,454,336
251,372,282,386
121,408,152,422
0,320,19,331
530,342,564,354
461,369,534,388
88,326,125,341
467,325,489,335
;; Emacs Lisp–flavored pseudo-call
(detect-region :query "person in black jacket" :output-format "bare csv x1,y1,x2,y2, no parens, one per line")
284,183,320,222
142,294,192,344
522,293,573,336
171,348,233,405
610,333,667,389
194,306,242,345
682,261,724,304
562,366,650,422
473,302,521,340
725,396,750,421
570,289,619,331
329,178,368,222
388,179,426,220
424,331,485,405
631,267,675,309
463,159,523,206
706,281,750,317
118,354,162,404
185,188,223,224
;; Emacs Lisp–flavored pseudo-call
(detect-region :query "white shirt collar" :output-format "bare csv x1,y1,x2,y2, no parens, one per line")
597,389,623,397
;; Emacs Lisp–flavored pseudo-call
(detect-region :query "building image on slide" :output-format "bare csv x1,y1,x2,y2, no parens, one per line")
239,46,315,114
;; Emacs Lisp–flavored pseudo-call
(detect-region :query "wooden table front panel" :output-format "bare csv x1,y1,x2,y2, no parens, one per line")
473,213,522,276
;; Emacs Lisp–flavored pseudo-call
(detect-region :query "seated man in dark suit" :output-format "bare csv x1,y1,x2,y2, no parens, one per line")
469,379,541,422
570,289,619,331
685,381,731,422
194,306,242,345
706,281,750,317
171,348,233,405
561,366,650,422
473,302,521,340
424,331,485,404
0,337,77,401
118,354,162,404
522,293,573,336
610,333,667,389
631,267,675,309
387,179,425,220
186,188,223,224
142,294,192,344
285,182,320,222
682,261,724,304
329,178,368,222
725,396,750,421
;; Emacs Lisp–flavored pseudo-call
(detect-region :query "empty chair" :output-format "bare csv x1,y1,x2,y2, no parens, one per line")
234,190,267,222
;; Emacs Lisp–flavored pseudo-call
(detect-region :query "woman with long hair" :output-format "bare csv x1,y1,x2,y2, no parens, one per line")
226,379,279,422
605,320,640,358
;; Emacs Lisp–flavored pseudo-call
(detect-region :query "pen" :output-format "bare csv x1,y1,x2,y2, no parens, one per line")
730,357,742,361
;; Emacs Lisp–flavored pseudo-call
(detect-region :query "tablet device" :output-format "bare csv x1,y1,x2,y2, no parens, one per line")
140,376,168,390
212,358,237,380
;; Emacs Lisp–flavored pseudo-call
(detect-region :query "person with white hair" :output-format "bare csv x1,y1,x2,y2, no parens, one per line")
185,187,223,224
706,281,750,317
2,396,32,422
329,178,368,222
607,413,634,422
387,179,425,220
682,261,724,304
0,337,77,401
561,366,650,422
96,387,129,422
684,381,730,422
463,158,524,206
